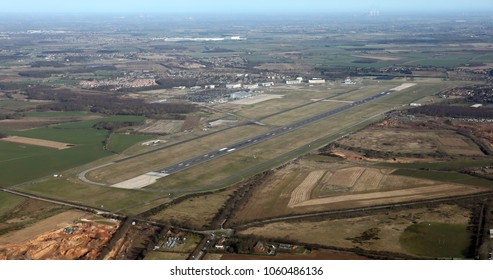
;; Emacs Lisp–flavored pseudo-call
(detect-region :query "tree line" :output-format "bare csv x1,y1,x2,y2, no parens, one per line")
408,104,493,119
25,86,196,118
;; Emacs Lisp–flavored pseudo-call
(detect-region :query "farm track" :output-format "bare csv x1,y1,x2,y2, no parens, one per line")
233,191,493,229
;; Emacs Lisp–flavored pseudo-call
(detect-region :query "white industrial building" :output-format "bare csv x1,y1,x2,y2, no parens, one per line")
243,84,259,90
226,83,242,89
308,78,325,84
286,79,302,85
344,77,355,84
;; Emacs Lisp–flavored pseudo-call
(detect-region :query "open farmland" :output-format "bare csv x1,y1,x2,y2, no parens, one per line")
230,156,491,223
336,128,484,156
0,112,103,131
1,136,74,150
288,170,326,207
0,115,146,186
238,204,472,257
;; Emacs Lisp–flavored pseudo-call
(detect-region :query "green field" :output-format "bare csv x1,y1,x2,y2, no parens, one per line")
107,133,153,154
0,115,146,186
391,169,493,188
0,192,25,217
400,222,471,258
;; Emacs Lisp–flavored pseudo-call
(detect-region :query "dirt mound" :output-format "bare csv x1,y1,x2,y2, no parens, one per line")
0,222,119,260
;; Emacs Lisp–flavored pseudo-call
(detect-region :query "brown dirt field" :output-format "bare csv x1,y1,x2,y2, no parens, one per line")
0,210,91,245
351,169,385,192
294,183,485,209
1,136,74,150
0,219,118,260
181,116,201,131
325,167,365,188
337,128,439,154
239,204,470,255
233,169,308,222
0,115,102,130
329,148,431,163
220,249,367,260
288,170,326,207
438,136,470,147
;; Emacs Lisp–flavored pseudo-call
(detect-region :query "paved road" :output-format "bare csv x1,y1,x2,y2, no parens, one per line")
157,90,394,176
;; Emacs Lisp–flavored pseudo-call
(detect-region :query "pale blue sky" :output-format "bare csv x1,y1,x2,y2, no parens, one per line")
2,0,492,14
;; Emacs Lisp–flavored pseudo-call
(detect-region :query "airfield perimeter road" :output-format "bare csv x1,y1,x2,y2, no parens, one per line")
155,89,394,177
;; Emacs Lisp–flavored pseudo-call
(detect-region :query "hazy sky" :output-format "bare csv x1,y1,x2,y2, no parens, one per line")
2,0,492,14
